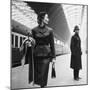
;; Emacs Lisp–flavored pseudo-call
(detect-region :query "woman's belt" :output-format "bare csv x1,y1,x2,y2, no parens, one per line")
34,44,51,56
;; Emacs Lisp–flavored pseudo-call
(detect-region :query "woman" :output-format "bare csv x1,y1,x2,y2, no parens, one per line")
30,12,56,88
70,25,82,81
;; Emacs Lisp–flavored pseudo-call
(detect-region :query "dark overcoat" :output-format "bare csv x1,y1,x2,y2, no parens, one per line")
70,33,82,70
28,25,56,87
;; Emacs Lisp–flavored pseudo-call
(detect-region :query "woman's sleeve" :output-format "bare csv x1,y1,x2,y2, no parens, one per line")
49,30,56,58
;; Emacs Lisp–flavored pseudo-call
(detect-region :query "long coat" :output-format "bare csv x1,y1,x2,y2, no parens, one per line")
29,25,56,87
70,33,82,70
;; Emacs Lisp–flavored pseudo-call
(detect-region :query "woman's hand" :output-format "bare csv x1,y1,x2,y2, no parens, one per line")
52,58,56,64
51,58,56,69
29,37,36,47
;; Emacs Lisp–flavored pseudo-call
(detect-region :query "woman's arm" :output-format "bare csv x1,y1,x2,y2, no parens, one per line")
49,30,56,59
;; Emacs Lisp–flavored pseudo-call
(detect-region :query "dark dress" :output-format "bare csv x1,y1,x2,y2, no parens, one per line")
70,33,82,70
29,25,56,87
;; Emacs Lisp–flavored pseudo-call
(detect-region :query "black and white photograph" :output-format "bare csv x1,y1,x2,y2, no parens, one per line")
11,0,88,89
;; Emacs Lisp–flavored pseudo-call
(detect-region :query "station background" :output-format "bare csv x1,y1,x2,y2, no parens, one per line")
0,0,89,90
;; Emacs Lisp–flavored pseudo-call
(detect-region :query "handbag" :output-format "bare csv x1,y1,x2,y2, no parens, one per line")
51,62,56,78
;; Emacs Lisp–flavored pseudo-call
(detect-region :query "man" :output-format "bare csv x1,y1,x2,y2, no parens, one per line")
70,25,82,81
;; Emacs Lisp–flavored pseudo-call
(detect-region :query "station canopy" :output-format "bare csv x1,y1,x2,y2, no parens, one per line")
12,0,38,30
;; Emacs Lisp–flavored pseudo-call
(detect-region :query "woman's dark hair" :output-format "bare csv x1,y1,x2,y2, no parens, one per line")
37,12,47,24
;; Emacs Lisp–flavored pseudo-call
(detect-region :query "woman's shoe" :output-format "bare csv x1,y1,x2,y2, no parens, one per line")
74,78,79,81
40,85,46,88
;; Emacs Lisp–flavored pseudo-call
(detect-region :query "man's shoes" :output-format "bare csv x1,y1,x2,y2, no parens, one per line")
78,77,82,79
74,77,82,81
74,78,79,81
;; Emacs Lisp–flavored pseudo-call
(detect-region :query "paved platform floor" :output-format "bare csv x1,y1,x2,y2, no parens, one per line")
11,53,87,89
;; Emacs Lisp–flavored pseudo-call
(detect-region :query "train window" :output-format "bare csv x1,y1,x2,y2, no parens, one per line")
15,35,18,48
20,37,22,47
12,34,14,47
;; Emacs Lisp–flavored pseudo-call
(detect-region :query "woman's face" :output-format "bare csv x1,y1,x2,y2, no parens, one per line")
43,14,49,24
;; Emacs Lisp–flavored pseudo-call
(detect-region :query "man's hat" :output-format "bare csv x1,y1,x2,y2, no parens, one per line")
73,25,79,32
